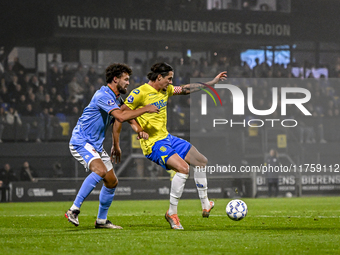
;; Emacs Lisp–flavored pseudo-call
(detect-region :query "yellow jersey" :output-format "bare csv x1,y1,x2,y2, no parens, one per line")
125,83,174,155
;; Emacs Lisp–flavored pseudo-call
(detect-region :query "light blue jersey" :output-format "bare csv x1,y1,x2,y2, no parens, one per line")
70,86,123,152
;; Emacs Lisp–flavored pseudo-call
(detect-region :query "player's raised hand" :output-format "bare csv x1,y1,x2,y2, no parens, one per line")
145,104,160,113
212,71,227,84
137,131,149,140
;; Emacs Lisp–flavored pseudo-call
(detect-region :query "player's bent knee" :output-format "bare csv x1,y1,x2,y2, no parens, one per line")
90,166,107,178
112,178,118,188
105,178,118,189
177,164,190,175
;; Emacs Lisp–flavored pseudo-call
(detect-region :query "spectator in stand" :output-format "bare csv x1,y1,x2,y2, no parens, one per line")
0,86,11,104
61,64,74,87
68,104,81,129
49,87,58,102
27,91,41,114
40,94,54,115
35,85,45,103
16,94,27,113
0,106,6,142
265,149,280,197
68,76,84,102
53,162,63,178
50,114,63,140
20,74,31,94
54,94,66,114
74,63,86,86
252,58,261,77
10,84,25,105
6,106,22,128
49,53,60,68
84,84,95,106
20,161,37,182
3,64,16,84
12,57,25,78
40,107,53,141
87,66,99,85
29,75,42,93
0,163,18,202
21,103,42,142
48,65,63,94
82,76,92,95
94,77,105,90
7,75,20,95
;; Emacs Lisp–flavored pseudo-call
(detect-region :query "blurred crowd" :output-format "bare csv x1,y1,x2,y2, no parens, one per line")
0,54,340,143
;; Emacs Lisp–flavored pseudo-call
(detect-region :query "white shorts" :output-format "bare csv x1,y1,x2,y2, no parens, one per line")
69,143,113,172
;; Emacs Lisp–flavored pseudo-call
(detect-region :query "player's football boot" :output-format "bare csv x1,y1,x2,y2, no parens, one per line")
65,209,80,226
95,220,123,229
165,211,184,230
202,201,215,218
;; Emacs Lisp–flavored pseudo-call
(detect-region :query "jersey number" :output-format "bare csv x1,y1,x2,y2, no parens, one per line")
133,89,140,95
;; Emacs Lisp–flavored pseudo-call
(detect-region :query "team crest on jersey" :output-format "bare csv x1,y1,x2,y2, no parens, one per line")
160,146,167,152
127,95,134,103
107,99,116,106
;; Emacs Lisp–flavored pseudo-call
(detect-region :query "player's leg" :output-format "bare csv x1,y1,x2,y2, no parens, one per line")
95,168,122,229
164,154,189,229
184,145,214,217
166,154,190,214
66,144,107,226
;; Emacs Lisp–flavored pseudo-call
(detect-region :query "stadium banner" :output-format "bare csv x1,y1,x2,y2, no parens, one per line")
53,9,292,42
10,178,252,202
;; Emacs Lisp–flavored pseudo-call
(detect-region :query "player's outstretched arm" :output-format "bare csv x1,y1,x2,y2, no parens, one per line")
119,105,149,139
110,104,159,123
174,71,227,95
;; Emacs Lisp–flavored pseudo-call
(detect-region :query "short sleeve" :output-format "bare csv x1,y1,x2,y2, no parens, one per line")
97,93,120,113
167,85,174,97
124,88,143,110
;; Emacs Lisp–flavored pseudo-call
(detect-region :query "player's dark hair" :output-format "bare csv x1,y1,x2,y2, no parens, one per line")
105,63,132,84
147,62,173,81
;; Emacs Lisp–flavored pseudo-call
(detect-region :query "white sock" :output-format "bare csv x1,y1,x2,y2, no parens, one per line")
70,204,80,211
96,218,106,224
168,172,188,215
194,169,210,210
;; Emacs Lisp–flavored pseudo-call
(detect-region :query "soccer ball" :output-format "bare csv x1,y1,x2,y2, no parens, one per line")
226,199,248,221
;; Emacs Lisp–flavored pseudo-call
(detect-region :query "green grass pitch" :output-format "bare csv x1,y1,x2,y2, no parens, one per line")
1,197,340,254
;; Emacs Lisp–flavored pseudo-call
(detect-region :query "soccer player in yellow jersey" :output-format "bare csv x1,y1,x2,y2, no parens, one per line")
113,63,227,229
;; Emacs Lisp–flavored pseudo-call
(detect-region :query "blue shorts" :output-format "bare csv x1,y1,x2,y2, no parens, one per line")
146,134,192,170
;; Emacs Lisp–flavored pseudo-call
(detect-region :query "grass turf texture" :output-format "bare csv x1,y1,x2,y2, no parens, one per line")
0,197,340,254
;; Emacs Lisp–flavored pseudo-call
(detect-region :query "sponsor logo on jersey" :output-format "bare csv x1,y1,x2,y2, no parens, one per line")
149,93,156,96
159,146,167,152
151,99,167,109
107,99,116,106
127,95,134,103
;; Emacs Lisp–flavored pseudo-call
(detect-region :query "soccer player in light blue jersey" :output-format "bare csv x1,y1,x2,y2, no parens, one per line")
65,63,159,229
